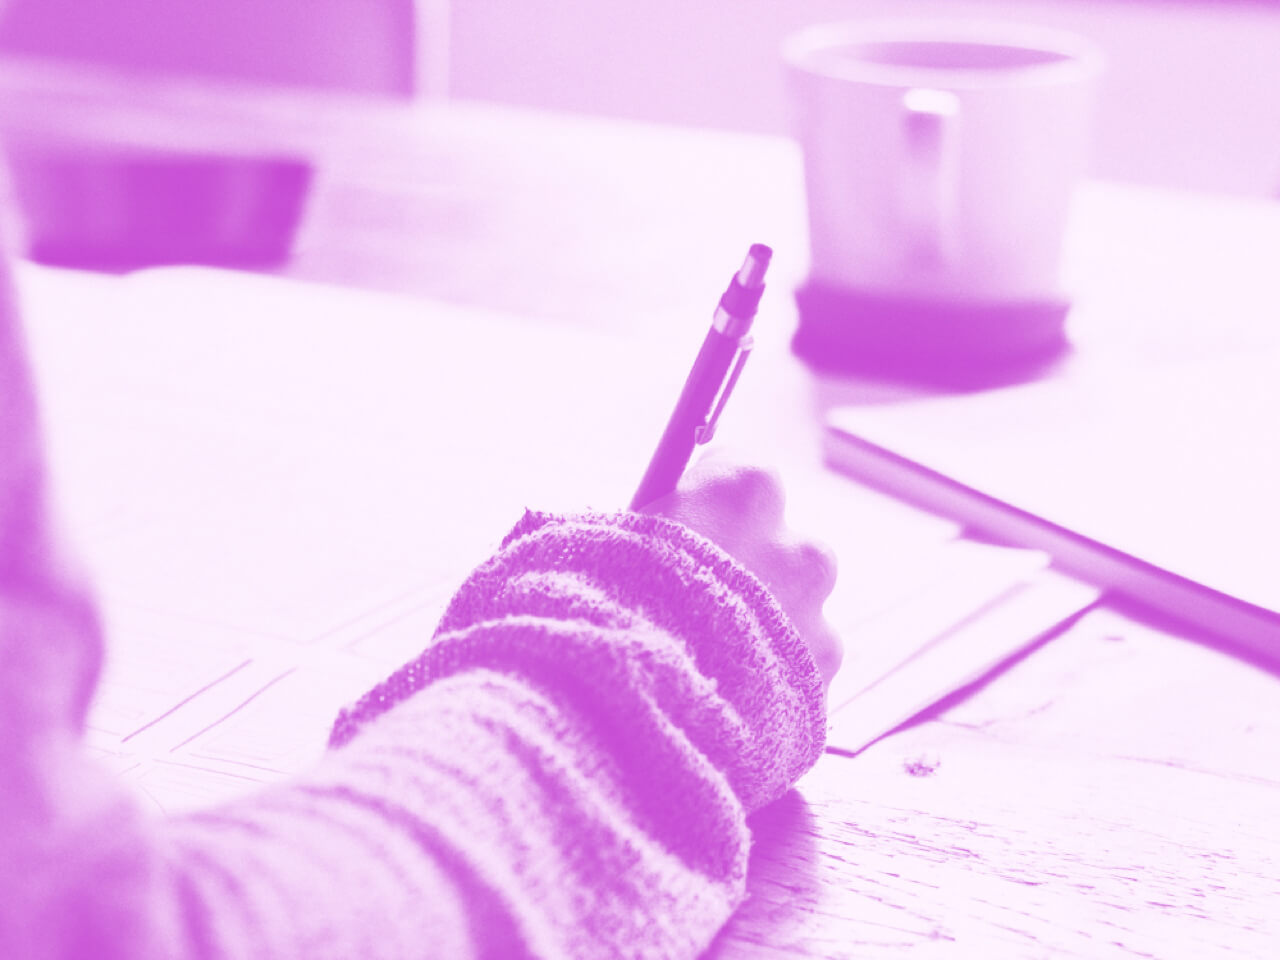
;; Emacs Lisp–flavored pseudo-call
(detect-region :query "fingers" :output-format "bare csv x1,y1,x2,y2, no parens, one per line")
778,536,839,603
641,448,845,687
668,448,839,605
683,453,786,531
767,537,842,685
800,615,844,686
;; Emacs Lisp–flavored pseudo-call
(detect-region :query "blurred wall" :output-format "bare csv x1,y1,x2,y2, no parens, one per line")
449,0,1280,197
0,0,417,94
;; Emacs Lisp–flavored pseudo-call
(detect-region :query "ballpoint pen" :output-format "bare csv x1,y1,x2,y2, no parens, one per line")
629,243,772,510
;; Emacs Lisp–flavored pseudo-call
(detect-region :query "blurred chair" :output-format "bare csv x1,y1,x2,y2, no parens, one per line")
0,0,446,268
0,0,424,96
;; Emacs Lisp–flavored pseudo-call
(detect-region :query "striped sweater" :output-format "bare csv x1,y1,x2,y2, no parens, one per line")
2,509,826,959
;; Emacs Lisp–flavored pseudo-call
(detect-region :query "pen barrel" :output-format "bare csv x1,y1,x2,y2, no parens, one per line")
629,326,742,510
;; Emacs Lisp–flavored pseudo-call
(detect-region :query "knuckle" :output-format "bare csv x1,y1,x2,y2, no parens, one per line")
790,538,838,599
817,620,844,681
697,462,785,521
734,466,786,517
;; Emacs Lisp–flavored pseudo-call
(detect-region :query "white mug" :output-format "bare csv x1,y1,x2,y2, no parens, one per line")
783,20,1103,304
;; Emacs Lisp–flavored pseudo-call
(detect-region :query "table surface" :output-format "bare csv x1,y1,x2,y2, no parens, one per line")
8,72,1280,959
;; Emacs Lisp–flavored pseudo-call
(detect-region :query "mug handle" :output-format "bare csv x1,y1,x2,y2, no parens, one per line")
900,88,960,266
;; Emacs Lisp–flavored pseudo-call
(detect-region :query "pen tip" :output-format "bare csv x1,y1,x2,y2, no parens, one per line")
737,243,773,289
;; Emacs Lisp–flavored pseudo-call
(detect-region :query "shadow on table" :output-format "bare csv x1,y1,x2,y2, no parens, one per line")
702,789,823,958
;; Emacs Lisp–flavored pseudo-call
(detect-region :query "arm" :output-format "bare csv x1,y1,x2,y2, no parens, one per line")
160,504,828,959
1,246,837,957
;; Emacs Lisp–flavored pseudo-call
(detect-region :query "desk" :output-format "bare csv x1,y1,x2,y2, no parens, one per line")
11,84,1280,958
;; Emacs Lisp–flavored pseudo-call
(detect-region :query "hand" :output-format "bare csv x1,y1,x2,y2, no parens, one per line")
641,450,843,686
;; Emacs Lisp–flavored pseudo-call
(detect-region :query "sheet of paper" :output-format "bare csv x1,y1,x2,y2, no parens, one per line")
824,540,1055,712
827,570,1101,755
19,262,1089,809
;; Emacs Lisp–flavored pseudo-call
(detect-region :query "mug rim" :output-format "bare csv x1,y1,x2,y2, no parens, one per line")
782,19,1105,89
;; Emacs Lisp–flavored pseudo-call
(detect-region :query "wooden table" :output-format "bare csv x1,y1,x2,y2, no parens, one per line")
9,71,1280,958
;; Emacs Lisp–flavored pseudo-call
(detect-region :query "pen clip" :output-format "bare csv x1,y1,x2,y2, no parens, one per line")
694,337,753,445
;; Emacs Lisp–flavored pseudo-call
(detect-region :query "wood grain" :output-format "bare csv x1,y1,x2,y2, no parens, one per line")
713,609,1280,958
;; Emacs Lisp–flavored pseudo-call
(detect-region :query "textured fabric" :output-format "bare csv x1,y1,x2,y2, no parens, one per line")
2,508,826,960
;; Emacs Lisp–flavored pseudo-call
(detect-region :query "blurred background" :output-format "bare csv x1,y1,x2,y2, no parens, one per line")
0,0,1275,199
449,0,1280,198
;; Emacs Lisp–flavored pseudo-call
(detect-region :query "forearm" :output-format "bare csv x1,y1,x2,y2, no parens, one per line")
167,666,748,960
9,510,825,960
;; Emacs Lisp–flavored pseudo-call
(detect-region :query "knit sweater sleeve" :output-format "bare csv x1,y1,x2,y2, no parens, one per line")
33,510,828,960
